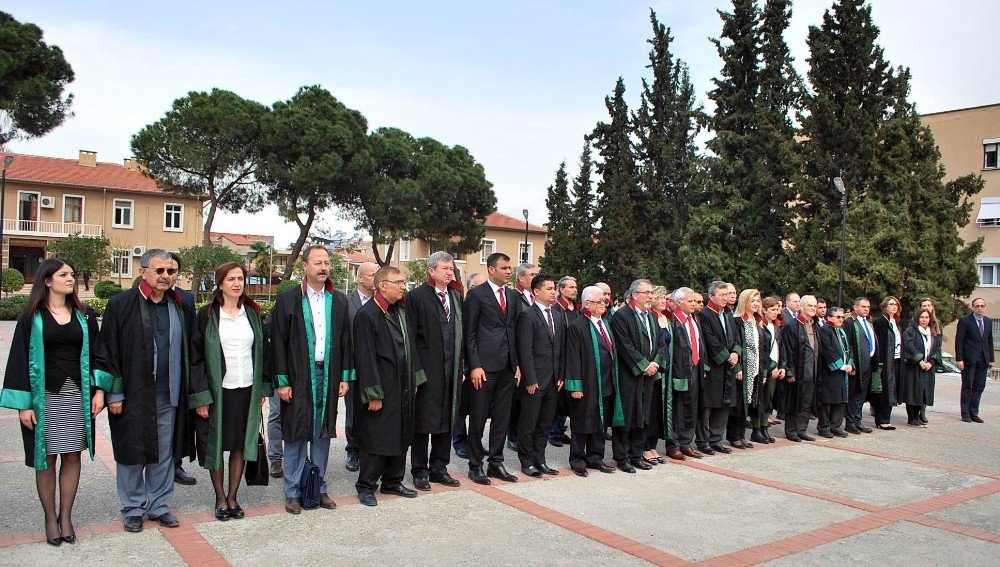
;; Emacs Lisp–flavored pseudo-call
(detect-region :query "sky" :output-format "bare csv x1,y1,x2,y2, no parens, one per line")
6,1,999,248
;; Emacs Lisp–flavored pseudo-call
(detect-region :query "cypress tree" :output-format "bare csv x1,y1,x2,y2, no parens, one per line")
568,140,600,286
540,162,573,277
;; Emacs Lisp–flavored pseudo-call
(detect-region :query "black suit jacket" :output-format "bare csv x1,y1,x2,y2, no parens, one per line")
955,313,994,365
516,303,566,390
464,282,521,373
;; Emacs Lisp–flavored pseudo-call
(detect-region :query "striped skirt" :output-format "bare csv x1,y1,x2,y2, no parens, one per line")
44,380,87,455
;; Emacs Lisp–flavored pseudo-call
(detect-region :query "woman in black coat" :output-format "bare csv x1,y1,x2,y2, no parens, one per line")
871,296,902,430
0,259,106,545
900,308,941,427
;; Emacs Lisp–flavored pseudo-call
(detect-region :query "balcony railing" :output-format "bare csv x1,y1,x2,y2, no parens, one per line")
3,219,103,238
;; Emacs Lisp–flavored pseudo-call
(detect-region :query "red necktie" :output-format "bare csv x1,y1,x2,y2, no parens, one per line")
498,288,507,313
597,319,613,353
687,317,699,366
438,290,450,321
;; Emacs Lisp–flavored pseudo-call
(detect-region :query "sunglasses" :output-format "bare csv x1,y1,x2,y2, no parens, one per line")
148,267,179,275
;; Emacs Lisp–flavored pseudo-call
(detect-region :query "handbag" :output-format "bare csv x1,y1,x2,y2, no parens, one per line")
244,417,269,486
299,458,321,510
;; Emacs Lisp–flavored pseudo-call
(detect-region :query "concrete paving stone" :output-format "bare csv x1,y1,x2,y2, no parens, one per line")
499,461,864,562
762,520,1000,567
0,528,184,566
704,443,990,507
831,422,1000,475
926,492,1000,535
196,489,648,566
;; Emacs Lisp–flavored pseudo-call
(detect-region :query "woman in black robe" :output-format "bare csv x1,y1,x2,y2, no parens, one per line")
871,296,902,430
642,286,672,464
0,259,106,545
900,308,941,427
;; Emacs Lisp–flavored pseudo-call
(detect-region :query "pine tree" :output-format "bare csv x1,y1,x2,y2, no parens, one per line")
632,9,708,289
592,77,643,295
540,162,573,277
568,140,600,286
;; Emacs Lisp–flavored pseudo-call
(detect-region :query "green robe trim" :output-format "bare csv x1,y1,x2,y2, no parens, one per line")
565,379,583,392
448,288,464,425
301,291,335,432
662,322,673,440
361,385,384,404
590,321,624,428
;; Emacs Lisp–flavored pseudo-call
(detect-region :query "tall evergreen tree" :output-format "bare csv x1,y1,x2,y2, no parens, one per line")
540,162,573,276
592,77,643,295
568,140,600,285
632,10,707,289
792,0,981,321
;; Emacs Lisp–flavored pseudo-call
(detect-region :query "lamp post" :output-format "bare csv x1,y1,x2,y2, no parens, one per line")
521,208,529,264
833,176,847,308
1,155,13,298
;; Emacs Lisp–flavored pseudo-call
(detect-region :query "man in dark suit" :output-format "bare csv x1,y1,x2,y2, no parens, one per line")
507,262,539,450
452,273,487,459
167,253,198,486
844,297,876,434
464,252,521,484
343,262,378,472
664,287,706,460
515,274,565,477
955,298,994,423
697,281,742,454
782,292,800,327
610,279,665,472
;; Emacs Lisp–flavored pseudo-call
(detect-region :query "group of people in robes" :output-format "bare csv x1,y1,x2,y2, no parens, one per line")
3,244,988,542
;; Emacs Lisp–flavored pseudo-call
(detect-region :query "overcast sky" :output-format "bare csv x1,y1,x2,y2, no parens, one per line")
7,1,998,248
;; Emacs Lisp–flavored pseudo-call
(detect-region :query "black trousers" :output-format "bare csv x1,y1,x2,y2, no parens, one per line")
961,357,989,417
467,368,515,469
569,396,614,469
516,383,558,468
846,367,871,428
507,395,521,443
905,404,925,422
726,390,748,442
356,450,405,494
698,406,729,448
452,379,472,452
818,403,846,434
786,378,816,436
345,388,358,457
611,425,644,465
411,432,451,477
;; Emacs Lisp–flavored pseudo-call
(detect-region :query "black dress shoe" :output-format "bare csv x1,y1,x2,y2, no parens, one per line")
358,492,378,507
617,462,636,473
799,433,816,441
539,464,559,475
57,516,75,543
857,424,873,433
588,462,615,473
831,429,849,438
548,437,564,448
413,476,432,491
381,485,418,498
710,444,732,454
228,503,245,519
521,465,542,477
818,431,834,438
558,434,572,443
123,516,144,533
961,414,972,422
572,467,589,477
786,434,802,442
750,429,769,444
680,447,703,458
844,424,861,434
148,512,179,528
632,459,653,470
429,472,461,487
875,424,897,430
763,428,776,443
270,459,284,478
174,466,196,485
699,446,716,455
971,415,985,423
468,468,491,485
215,507,230,521
45,521,62,546
345,453,360,472
487,464,518,482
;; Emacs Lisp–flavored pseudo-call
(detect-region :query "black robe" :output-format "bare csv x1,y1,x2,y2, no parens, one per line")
96,287,196,466
406,283,463,435
1,307,104,470
610,306,666,429
564,315,624,433
817,325,852,405
352,295,425,456
737,317,770,413
872,315,901,405
697,304,743,409
779,316,819,416
899,325,941,406
269,282,353,443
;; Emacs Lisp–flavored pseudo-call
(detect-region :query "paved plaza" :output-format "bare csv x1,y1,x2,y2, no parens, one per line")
0,321,997,566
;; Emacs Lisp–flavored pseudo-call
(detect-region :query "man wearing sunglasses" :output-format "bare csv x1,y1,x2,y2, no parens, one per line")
97,249,196,533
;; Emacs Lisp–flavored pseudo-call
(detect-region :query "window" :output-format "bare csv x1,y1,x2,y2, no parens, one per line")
113,199,134,228
979,263,999,287
518,242,533,264
985,143,999,170
992,320,1000,351
63,195,84,224
399,236,410,261
164,203,183,231
112,248,132,277
480,239,496,264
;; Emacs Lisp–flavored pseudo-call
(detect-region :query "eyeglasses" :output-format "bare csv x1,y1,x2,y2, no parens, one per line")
386,279,407,286
147,267,179,275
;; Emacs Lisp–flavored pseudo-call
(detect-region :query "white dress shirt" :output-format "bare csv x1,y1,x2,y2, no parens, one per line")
889,317,901,359
767,322,779,363
219,305,254,389
306,284,327,362
487,279,506,309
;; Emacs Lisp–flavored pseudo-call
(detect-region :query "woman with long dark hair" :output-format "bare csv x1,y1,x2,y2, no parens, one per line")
900,307,941,427
0,259,107,545
190,262,271,521
871,296,902,430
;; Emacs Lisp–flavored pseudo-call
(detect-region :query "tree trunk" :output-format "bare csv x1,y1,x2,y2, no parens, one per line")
282,208,316,280
203,201,218,246
372,240,395,267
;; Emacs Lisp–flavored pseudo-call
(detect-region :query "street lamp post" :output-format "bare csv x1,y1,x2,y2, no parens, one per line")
833,176,847,308
521,209,529,264
0,155,13,298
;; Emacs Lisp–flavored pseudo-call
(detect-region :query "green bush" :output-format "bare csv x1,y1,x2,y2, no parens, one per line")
1,268,25,295
132,276,142,288
257,300,273,319
83,297,107,317
93,280,124,299
0,295,29,320
276,280,299,295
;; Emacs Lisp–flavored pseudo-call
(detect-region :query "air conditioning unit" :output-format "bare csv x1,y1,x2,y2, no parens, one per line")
131,245,146,257
40,196,56,209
